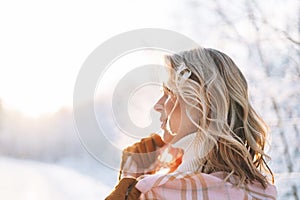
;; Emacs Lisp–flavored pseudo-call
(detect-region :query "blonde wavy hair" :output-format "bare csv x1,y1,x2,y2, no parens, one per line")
164,47,274,188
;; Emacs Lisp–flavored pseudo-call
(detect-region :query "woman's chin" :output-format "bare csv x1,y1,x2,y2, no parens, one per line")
162,129,175,144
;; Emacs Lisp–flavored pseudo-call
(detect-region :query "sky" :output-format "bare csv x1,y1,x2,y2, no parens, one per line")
0,0,297,118
0,0,177,117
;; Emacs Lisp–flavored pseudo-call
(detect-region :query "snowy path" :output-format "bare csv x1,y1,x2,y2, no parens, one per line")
0,157,111,200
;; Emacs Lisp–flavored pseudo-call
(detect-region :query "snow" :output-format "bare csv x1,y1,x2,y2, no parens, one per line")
0,157,112,200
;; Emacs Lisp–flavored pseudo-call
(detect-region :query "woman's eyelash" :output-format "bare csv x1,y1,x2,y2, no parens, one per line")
164,86,171,93
162,85,172,95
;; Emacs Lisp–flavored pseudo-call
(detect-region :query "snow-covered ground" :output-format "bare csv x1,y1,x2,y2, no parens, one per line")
1,156,299,200
0,157,113,200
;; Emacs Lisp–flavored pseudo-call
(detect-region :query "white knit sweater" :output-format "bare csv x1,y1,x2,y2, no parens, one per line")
172,132,202,173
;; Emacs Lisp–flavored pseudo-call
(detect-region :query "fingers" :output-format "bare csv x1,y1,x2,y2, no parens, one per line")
122,133,165,170
140,137,156,168
151,133,165,147
134,137,156,168
134,140,147,168
144,137,156,152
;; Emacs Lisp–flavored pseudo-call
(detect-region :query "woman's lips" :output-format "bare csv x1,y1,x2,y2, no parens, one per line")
160,116,167,121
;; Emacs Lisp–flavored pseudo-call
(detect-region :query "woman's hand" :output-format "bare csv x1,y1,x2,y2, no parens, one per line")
105,177,141,200
119,133,165,178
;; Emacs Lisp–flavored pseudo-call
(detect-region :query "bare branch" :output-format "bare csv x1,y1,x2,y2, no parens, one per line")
272,98,299,200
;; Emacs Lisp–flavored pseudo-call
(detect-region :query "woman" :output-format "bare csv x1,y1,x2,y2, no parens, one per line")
105,47,277,199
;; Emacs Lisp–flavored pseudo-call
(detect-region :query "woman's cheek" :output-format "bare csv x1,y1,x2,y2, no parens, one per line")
167,100,181,134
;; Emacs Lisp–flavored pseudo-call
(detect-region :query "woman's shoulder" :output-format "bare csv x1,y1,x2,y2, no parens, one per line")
135,171,277,200
136,171,222,191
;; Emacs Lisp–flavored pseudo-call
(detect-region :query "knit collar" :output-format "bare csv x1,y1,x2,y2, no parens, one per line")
171,132,201,172
171,132,197,151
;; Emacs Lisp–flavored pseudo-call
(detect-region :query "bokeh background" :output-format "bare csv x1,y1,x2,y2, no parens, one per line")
0,0,299,199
